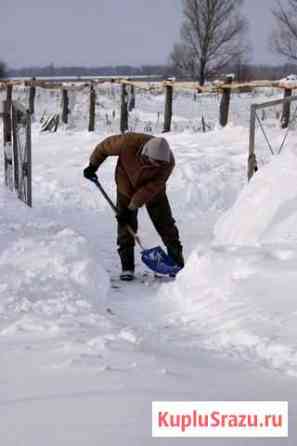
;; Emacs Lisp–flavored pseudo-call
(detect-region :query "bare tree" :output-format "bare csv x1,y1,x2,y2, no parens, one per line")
170,0,250,84
270,0,297,62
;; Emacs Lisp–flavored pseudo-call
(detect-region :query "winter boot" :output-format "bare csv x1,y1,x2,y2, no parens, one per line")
167,244,185,269
120,270,135,281
118,248,135,281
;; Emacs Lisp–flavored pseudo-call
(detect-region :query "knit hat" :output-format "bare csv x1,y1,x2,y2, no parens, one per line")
141,137,171,163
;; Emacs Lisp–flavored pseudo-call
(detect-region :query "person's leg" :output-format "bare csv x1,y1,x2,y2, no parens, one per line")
116,191,138,273
146,192,184,268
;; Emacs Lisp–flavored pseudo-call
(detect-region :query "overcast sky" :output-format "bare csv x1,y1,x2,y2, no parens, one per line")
0,0,282,68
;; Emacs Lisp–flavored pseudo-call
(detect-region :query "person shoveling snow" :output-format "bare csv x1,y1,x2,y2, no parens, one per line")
83,133,184,281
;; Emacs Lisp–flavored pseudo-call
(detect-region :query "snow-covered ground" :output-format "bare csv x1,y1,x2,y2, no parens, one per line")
1,89,297,444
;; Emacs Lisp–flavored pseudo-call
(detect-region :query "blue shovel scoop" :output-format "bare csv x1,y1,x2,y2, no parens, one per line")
89,177,182,276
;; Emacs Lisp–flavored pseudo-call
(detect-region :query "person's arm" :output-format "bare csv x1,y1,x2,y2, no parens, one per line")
89,134,126,170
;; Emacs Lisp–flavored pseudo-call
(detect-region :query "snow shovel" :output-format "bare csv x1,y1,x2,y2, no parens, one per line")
88,177,182,276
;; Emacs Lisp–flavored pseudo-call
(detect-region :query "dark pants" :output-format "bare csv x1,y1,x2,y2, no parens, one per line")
117,191,184,271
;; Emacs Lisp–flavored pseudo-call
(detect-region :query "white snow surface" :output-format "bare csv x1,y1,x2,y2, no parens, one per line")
215,148,297,246
1,90,297,444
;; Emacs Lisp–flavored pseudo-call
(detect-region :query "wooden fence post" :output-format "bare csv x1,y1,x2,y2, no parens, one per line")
88,83,96,132
120,83,129,133
219,75,233,127
5,84,13,140
3,98,13,190
128,84,135,111
281,88,292,129
248,104,258,181
3,85,13,189
25,108,32,207
11,104,19,190
163,83,173,133
61,88,69,124
201,115,206,133
29,77,36,115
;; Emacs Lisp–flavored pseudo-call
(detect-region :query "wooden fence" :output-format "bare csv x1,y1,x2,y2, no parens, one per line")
0,77,296,133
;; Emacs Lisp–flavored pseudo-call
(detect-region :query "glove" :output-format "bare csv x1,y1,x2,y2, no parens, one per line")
116,208,135,226
83,164,97,181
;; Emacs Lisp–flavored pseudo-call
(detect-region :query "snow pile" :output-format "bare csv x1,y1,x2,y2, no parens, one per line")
0,195,109,337
214,148,297,245
159,245,297,376
159,146,297,377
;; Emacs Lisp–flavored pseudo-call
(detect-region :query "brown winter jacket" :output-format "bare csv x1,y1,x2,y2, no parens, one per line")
89,133,175,208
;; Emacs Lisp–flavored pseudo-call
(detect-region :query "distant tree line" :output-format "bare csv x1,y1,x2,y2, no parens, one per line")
3,62,296,83
5,64,173,79
230,63,297,82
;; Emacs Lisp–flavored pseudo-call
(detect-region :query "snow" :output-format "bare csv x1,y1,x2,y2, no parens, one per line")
1,87,297,444
214,148,297,245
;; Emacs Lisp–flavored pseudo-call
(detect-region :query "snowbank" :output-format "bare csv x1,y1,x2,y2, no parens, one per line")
0,193,109,337
158,147,297,377
214,149,297,245
159,244,297,376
